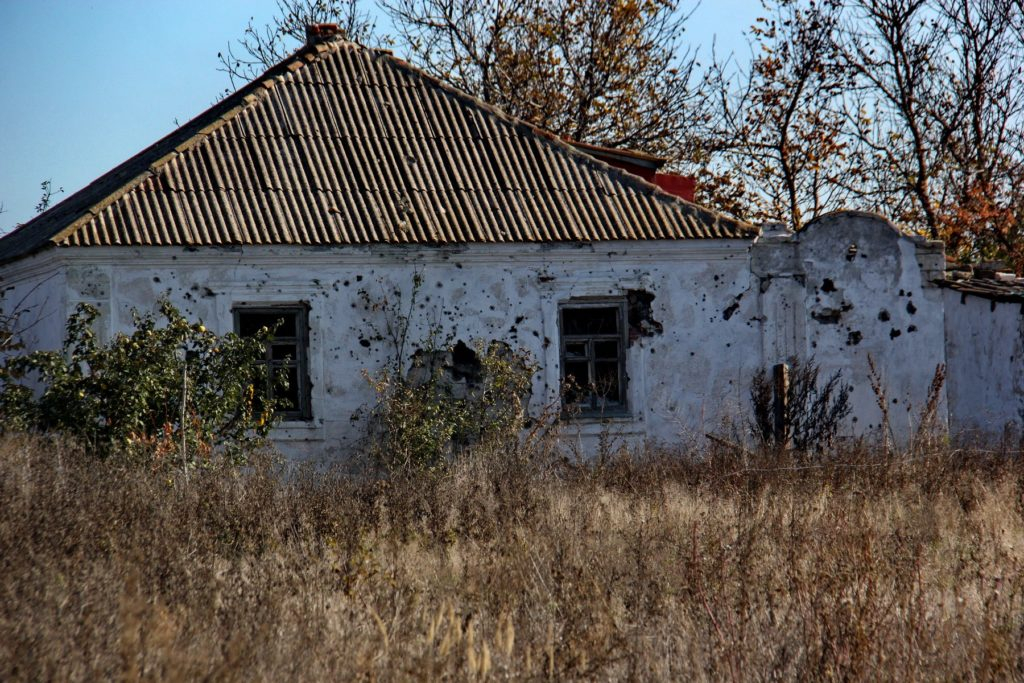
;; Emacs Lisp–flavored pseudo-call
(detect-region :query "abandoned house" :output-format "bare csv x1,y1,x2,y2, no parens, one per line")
1,25,1022,460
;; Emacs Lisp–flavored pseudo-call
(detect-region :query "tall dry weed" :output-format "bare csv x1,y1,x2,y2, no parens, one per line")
1,434,1022,680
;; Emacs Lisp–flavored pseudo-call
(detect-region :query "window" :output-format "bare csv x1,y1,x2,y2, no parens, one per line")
233,305,312,421
559,300,627,415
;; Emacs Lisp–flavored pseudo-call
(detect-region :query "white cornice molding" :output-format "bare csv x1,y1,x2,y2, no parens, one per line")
0,250,63,285
44,241,752,269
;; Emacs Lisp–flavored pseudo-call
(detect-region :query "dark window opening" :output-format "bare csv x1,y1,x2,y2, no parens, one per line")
559,301,627,415
233,305,312,421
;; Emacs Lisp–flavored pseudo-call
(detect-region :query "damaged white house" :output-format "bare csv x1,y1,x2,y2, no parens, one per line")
1,27,1022,460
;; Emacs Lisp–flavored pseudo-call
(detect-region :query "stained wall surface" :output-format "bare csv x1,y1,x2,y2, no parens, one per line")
751,213,949,444
3,210,1018,459
944,289,1024,442
0,254,67,366
3,240,762,460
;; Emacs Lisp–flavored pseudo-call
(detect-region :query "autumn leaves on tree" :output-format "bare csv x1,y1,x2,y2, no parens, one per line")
383,0,702,161
221,0,1024,272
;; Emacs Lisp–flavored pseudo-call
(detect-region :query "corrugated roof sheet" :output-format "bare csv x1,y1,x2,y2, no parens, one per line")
938,270,1024,304
0,39,753,264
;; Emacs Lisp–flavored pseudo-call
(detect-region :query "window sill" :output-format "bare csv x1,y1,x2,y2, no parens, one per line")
560,414,645,437
271,419,325,441
565,413,635,423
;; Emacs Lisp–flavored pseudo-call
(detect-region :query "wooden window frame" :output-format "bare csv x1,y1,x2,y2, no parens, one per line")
558,299,629,416
232,304,312,422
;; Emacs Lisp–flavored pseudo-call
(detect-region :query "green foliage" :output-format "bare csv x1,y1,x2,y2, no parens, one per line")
360,275,536,472
367,340,536,473
0,299,278,465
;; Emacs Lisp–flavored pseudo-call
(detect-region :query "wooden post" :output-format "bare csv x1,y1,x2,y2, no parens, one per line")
181,361,188,482
772,362,790,448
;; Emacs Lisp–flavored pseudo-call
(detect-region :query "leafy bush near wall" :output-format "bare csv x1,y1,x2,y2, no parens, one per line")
366,340,536,472
356,271,537,472
0,299,277,464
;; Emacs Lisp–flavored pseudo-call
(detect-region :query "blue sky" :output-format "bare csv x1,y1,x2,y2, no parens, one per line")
0,0,761,233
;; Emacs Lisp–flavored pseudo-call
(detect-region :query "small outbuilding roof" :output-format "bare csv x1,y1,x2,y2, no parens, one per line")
939,267,1024,304
0,32,753,265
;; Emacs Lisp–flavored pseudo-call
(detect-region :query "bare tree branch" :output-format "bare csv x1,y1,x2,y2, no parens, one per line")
218,0,381,91
381,0,707,163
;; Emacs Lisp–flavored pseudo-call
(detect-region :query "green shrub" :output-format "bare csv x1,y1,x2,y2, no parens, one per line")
356,272,536,473
366,340,536,473
0,299,278,465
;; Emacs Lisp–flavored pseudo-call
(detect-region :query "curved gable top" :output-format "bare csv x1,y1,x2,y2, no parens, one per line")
0,38,754,264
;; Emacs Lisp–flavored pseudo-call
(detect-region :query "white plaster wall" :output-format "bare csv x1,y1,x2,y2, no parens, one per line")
752,212,948,443
0,212,983,458
944,290,1024,442
11,241,761,461
0,251,67,362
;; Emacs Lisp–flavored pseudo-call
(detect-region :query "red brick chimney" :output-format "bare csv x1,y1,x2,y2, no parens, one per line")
652,173,696,203
564,139,697,202
306,23,342,46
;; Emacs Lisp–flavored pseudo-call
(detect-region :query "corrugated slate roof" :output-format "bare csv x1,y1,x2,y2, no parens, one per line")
0,38,753,264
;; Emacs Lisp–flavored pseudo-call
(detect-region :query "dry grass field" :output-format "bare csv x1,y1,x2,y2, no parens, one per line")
1,435,1023,681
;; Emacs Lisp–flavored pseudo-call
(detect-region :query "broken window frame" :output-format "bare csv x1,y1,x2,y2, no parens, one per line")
232,304,312,422
558,299,629,416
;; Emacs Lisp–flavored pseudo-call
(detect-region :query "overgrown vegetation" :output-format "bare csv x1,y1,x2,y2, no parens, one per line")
0,300,277,465
366,340,535,472
1,292,1020,679
359,273,537,472
2,434,1022,680
750,356,853,453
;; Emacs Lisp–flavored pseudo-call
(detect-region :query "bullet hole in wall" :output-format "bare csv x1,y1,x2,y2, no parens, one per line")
627,290,664,339
721,290,744,321
812,309,842,324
